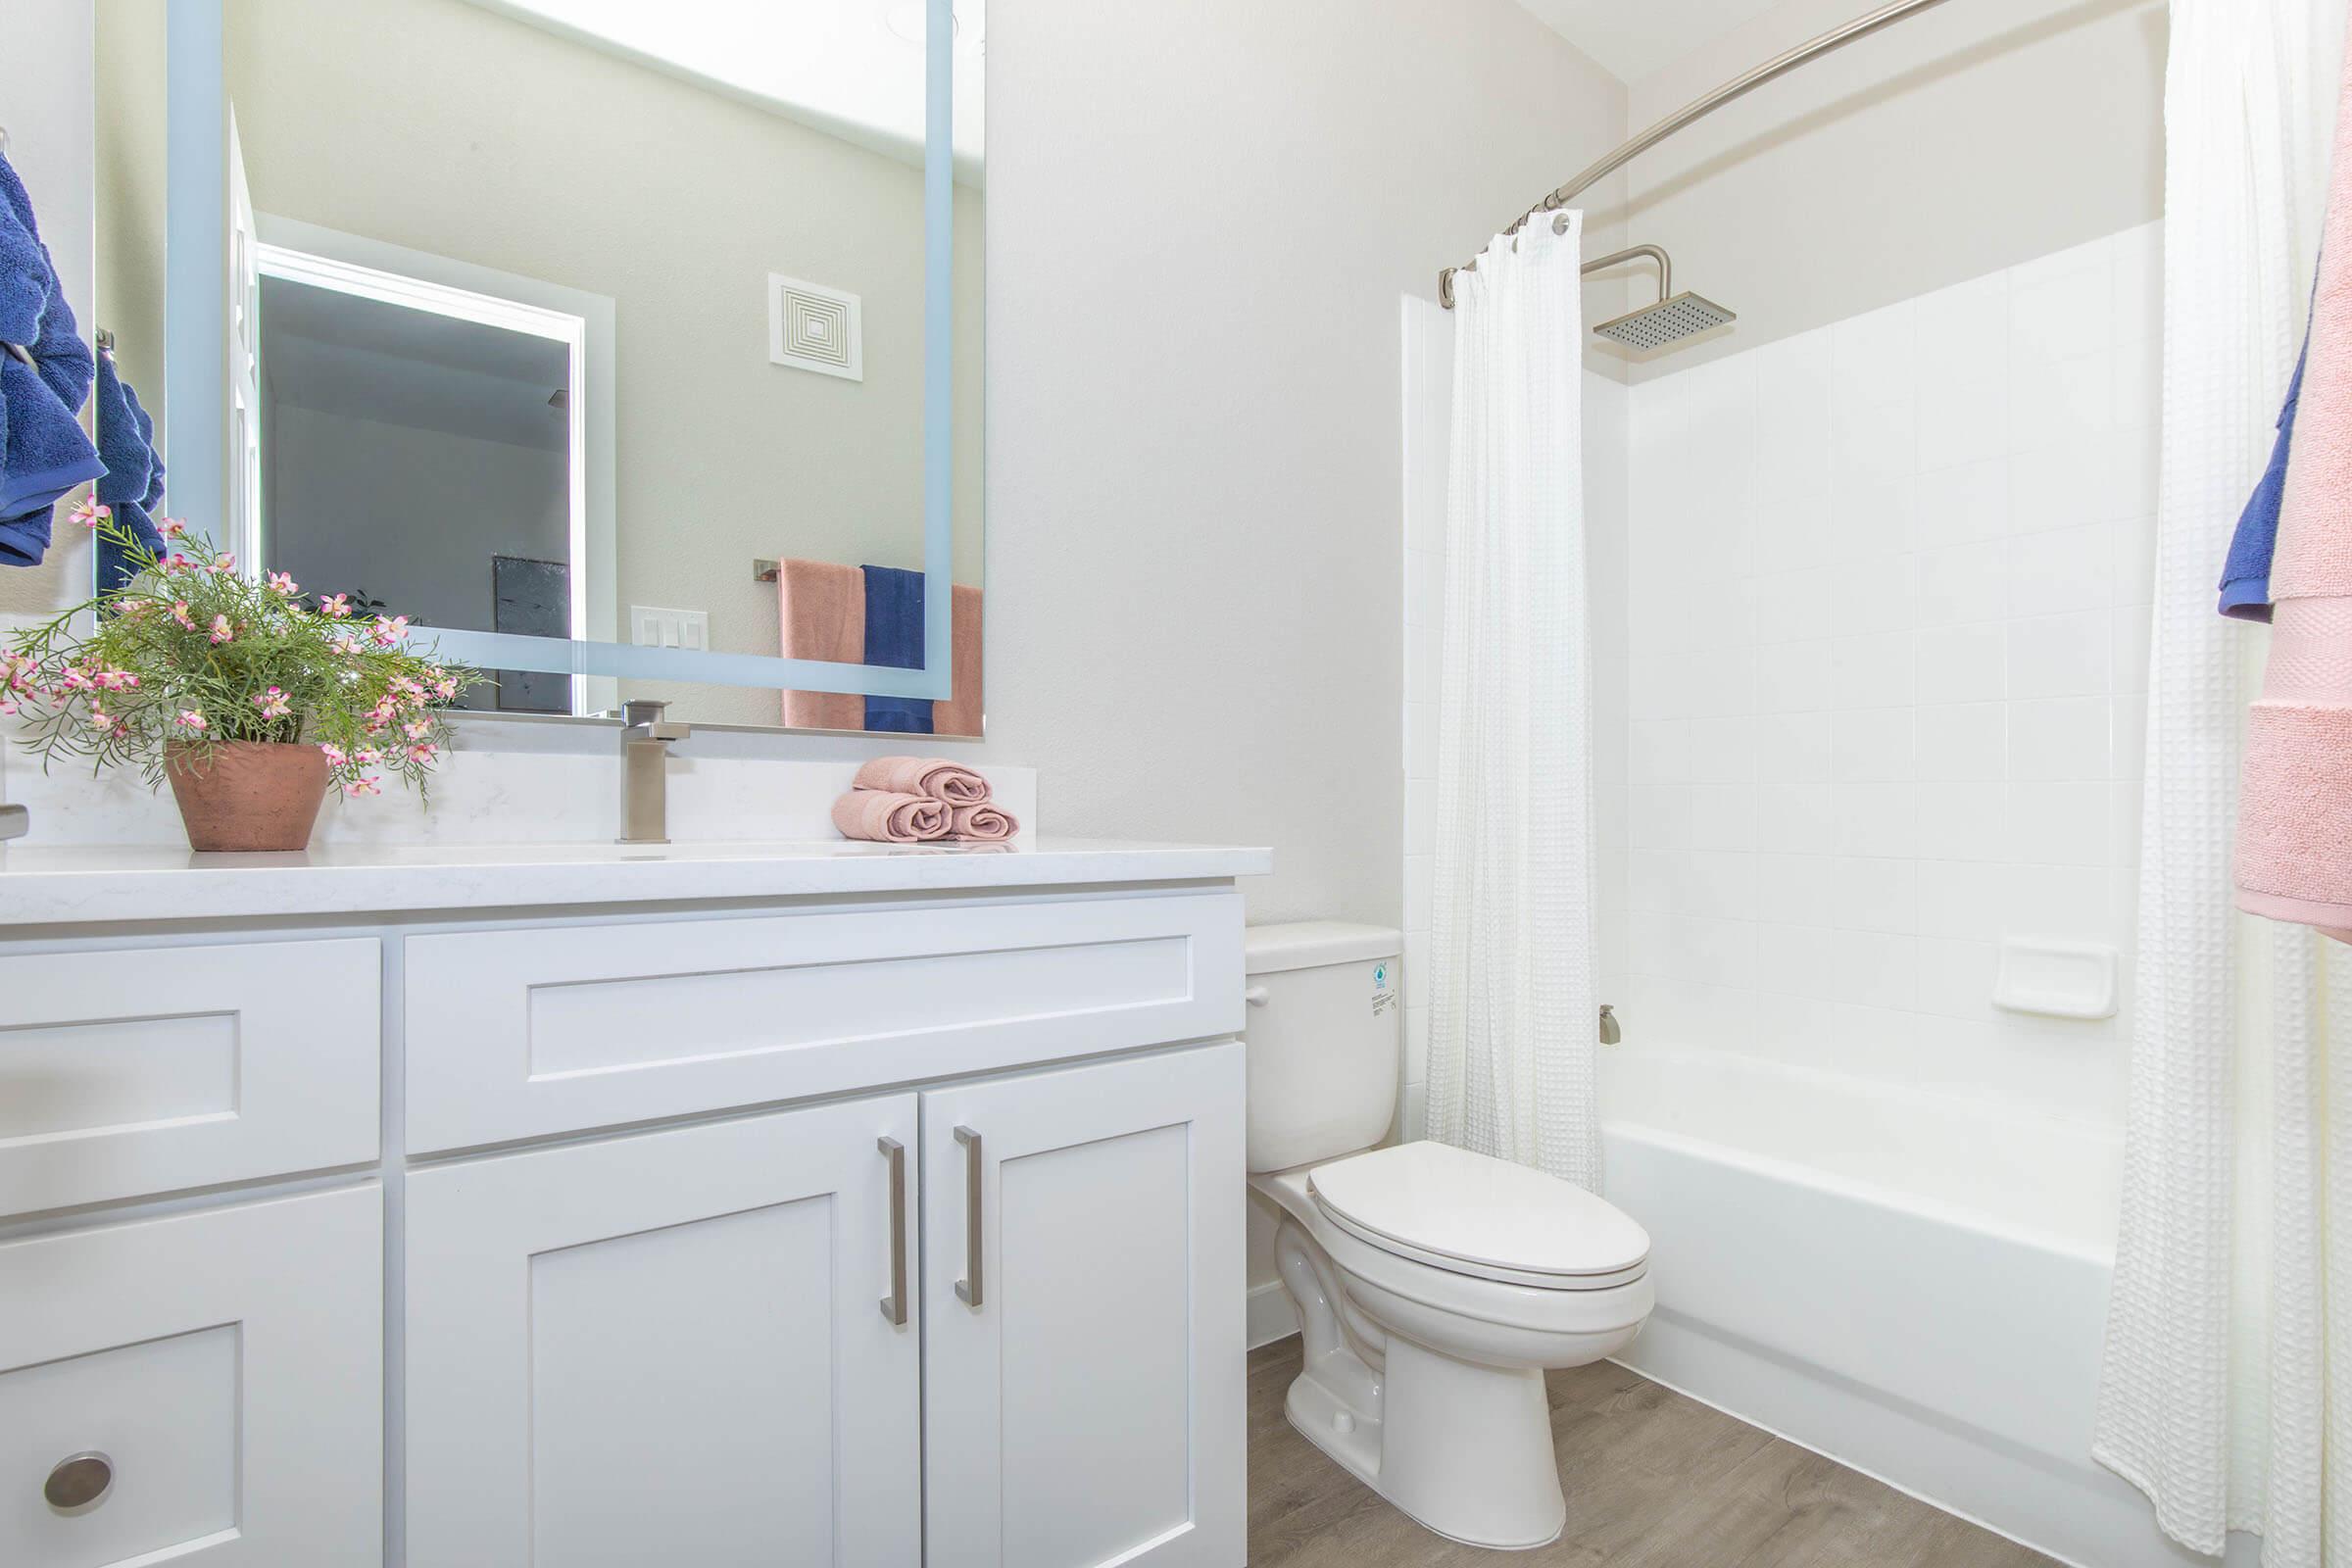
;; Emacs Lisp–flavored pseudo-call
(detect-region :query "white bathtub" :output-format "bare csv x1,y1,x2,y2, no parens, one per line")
1599,1048,2220,1568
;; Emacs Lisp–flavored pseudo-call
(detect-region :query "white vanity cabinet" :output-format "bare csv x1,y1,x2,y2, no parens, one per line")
404,1094,925,1566
0,839,1265,1568
0,1187,385,1566
922,1045,1246,1568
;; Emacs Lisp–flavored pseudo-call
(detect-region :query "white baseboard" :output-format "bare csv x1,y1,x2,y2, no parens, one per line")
1247,1280,1298,1351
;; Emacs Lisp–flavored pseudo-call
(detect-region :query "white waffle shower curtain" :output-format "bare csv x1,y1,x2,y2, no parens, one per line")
2094,1,2352,1559
1426,209,1599,1191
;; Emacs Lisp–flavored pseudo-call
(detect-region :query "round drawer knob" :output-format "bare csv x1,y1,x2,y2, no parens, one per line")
44,1451,113,1511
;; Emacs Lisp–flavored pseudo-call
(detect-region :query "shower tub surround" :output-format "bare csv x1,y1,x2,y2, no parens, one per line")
1397,223,2166,1565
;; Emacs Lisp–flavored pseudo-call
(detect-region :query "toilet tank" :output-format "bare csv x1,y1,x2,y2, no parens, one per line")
1244,921,1403,1173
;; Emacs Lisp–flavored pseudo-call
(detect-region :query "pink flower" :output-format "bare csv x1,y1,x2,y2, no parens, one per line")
370,615,410,647
344,775,382,798
69,497,111,530
318,743,348,766
174,710,208,732
409,743,439,764
164,552,195,572
404,719,432,740
209,614,235,645
85,707,112,731
171,601,195,630
318,593,353,619
213,552,236,574
158,516,187,540
355,747,382,765
252,687,292,720
267,571,299,596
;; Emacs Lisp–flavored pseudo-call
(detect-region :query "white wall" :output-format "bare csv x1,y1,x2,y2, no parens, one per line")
1611,0,2166,379
984,0,1626,924
1612,223,2158,1127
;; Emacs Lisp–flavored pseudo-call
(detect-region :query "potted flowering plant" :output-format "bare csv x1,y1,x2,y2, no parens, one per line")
1,504,479,851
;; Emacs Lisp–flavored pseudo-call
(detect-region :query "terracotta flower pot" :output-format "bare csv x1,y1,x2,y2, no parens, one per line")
164,741,330,853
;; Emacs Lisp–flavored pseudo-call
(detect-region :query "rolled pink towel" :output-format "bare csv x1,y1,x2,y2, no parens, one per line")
854,756,990,804
832,790,950,843
948,802,1019,842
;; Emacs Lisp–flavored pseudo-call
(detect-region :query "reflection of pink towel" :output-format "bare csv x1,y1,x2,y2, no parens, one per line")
2238,41,2352,944
831,791,950,843
778,559,865,732
854,756,990,804
948,803,1018,842
934,584,984,737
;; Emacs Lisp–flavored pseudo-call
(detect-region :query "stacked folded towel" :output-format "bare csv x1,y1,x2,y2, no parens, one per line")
832,757,1020,844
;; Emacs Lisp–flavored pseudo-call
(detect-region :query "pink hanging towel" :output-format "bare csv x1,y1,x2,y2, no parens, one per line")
2236,39,2352,945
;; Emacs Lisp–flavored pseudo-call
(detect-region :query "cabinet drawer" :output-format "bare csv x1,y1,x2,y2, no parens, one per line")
0,937,380,1217
405,891,1244,1152
0,1185,383,1566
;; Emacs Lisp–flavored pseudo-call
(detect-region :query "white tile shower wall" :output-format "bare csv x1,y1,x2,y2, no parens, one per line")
1397,295,1632,1144
1615,223,2158,1128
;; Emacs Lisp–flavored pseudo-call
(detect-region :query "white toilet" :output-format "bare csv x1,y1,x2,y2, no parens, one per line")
1245,921,1653,1551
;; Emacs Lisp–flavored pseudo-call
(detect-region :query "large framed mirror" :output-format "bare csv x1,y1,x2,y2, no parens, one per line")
96,0,985,735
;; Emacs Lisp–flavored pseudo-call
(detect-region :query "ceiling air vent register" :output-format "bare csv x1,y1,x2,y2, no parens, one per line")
767,272,863,382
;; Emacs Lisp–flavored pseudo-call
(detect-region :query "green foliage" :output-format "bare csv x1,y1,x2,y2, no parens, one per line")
3,512,481,800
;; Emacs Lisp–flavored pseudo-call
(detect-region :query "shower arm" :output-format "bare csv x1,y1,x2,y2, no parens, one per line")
1584,244,1672,304
1438,0,1959,308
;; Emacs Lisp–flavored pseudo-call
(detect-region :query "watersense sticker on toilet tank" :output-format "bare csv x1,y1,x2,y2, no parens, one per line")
1373,962,1398,1017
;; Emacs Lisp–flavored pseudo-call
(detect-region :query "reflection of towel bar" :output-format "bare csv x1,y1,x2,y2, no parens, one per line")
753,558,780,583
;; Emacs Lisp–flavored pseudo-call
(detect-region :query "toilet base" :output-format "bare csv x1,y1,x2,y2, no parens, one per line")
1283,1337,1567,1552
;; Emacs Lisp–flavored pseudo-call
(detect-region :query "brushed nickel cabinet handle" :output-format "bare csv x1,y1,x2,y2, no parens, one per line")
45,1451,112,1511
953,1125,984,1308
877,1136,908,1326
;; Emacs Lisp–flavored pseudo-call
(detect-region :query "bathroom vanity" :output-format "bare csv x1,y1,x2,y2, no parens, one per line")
0,838,1265,1566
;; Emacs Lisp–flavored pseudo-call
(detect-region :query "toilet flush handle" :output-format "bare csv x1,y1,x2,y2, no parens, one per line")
1245,985,1270,1006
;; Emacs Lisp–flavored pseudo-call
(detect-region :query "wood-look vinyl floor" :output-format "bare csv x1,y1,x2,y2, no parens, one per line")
1246,1338,2058,1568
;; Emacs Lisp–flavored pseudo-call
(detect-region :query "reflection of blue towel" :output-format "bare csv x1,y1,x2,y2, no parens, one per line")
95,354,166,590
2222,329,2309,621
861,564,933,734
0,151,103,567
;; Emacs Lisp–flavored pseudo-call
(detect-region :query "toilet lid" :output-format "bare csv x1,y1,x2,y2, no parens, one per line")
1308,1141,1649,1290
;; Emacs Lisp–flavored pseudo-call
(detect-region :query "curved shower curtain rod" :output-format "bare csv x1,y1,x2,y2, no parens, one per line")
1438,0,1959,308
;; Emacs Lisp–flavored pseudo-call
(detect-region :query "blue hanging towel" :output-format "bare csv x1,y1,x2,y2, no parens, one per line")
0,151,104,566
94,353,166,591
2221,328,2309,620
861,564,934,734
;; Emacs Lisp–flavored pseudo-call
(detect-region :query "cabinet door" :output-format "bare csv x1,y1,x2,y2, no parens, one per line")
922,1044,1245,1568
0,1186,383,1567
405,1095,921,1568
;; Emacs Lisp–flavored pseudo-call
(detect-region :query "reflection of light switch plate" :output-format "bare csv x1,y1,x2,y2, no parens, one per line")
630,606,709,651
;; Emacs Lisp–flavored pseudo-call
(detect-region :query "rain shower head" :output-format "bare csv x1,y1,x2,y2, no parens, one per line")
1592,290,1737,353
1577,244,1734,355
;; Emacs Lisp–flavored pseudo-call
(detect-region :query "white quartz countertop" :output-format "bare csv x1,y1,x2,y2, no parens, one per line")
0,836,1273,926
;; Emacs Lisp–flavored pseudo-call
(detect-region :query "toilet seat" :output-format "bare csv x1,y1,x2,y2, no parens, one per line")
1308,1141,1650,1292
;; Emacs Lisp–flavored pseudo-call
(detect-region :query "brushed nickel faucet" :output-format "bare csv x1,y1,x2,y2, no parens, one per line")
617,699,691,844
